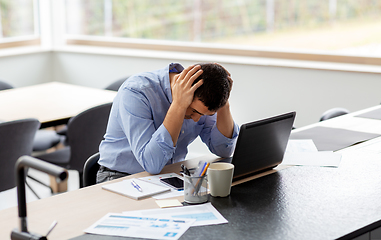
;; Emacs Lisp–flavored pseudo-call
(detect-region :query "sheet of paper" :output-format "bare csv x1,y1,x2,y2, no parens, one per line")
156,199,183,208
285,139,318,153
283,140,341,167
281,151,342,167
139,173,185,199
123,202,227,227
84,213,195,240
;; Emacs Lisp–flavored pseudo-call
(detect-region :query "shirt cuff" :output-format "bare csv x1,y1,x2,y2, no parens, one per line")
210,122,239,147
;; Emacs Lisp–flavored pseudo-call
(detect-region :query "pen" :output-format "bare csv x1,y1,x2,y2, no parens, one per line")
192,162,209,196
131,180,142,192
181,164,191,176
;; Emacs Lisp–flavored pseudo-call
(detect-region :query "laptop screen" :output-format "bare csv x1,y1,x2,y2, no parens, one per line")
231,112,296,180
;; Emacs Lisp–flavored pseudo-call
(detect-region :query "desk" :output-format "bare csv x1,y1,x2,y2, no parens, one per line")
0,82,117,128
1,105,381,240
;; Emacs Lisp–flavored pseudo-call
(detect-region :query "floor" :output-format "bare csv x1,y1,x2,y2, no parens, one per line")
0,168,80,211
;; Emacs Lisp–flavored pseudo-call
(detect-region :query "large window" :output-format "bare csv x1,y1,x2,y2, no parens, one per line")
0,0,39,47
65,0,381,60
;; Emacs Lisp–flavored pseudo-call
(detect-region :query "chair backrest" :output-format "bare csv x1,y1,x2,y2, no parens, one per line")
320,107,350,122
0,79,14,91
0,118,40,191
66,103,112,173
104,76,129,91
83,152,100,187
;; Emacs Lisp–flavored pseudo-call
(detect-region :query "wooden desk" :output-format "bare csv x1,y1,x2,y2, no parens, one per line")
0,82,117,128
2,105,381,239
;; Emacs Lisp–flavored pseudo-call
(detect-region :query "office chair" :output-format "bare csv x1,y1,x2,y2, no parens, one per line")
0,79,62,152
83,152,100,187
34,102,112,188
104,76,130,91
0,118,40,192
0,78,13,90
320,107,350,121
55,76,128,138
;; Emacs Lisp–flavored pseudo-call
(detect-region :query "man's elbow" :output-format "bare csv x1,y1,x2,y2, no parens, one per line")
143,164,164,175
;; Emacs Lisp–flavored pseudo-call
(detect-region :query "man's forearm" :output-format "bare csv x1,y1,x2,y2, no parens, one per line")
216,101,234,138
163,102,186,146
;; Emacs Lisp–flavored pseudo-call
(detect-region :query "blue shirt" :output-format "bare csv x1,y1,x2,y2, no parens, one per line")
98,63,239,175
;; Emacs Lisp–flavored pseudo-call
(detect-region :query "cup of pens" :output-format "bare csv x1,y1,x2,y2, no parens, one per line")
182,174,208,204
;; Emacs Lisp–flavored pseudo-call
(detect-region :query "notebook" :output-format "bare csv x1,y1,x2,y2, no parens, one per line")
218,112,296,181
102,178,171,200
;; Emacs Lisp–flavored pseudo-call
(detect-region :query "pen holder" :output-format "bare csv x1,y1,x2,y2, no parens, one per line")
183,174,208,204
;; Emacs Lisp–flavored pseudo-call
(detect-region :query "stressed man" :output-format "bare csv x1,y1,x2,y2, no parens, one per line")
97,63,239,183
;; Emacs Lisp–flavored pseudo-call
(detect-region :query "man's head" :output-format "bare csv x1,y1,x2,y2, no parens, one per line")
192,63,231,112
184,63,231,122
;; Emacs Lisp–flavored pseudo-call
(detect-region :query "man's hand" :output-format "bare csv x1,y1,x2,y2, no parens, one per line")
171,65,203,111
164,65,204,146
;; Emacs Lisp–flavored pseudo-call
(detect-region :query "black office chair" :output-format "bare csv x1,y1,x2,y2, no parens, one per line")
0,79,62,152
55,77,128,139
83,152,100,187
104,76,130,91
0,118,40,192
0,78,13,90
320,107,350,121
34,103,112,188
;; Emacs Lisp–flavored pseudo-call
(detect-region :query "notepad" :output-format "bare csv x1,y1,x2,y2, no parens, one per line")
102,178,171,200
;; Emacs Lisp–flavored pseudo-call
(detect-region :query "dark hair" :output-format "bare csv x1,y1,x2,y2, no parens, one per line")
192,63,231,112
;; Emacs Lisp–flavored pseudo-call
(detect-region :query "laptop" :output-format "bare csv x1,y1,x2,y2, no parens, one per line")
218,111,296,181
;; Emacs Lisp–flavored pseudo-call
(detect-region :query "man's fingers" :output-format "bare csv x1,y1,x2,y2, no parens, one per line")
177,65,195,82
191,79,203,91
186,69,203,87
179,65,199,80
183,65,201,83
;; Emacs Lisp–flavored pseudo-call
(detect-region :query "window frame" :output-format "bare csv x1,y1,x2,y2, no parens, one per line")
66,36,381,66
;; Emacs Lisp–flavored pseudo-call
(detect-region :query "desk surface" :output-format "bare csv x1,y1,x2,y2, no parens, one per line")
0,82,116,128
2,105,381,239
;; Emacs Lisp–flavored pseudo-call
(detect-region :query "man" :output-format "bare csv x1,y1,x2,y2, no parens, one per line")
97,63,239,183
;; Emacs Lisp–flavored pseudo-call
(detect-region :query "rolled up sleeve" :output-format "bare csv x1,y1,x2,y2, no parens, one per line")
199,115,239,158
118,88,176,174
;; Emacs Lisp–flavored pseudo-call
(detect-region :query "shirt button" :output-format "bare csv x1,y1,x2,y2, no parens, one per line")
182,130,185,134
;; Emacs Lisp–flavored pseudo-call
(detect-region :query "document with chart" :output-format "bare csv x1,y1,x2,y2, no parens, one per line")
84,212,195,240
123,202,228,227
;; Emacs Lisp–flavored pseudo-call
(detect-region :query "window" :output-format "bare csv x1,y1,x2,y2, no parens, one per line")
65,0,381,64
0,0,40,48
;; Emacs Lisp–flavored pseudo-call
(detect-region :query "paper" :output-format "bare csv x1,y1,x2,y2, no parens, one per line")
123,202,228,227
285,139,318,153
156,199,183,208
102,178,171,200
282,151,342,167
139,173,185,199
84,212,195,240
281,140,341,167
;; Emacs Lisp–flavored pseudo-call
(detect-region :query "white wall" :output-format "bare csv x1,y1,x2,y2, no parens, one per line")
0,51,53,87
52,51,381,127
1,50,380,155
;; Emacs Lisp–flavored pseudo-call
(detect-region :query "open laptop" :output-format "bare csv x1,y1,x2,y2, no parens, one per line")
218,111,296,181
